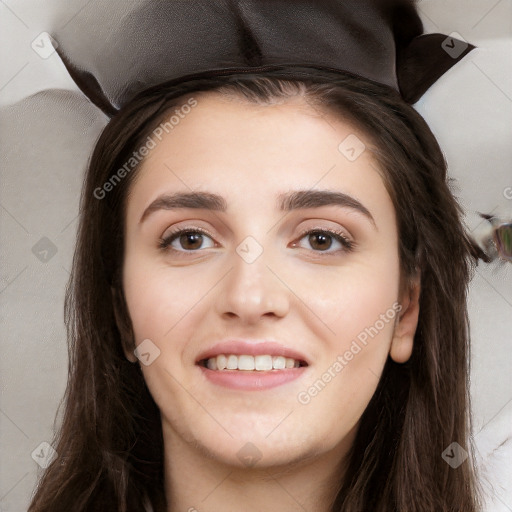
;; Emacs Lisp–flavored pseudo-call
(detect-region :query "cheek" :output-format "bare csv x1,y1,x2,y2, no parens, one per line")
292,254,400,340
122,251,213,342
122,256,204,409
123,267,171,341
292,252,400,410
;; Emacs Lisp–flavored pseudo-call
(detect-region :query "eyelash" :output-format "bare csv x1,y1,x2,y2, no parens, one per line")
158,226,355,257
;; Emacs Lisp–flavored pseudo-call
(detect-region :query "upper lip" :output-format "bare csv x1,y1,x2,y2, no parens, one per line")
195,340,310,365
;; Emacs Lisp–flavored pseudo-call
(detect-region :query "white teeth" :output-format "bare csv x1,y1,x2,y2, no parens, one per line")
226,355,238,370
204,354,303,371
238,355,255,370
255,355,273,371
272,356,286,369
216,354,227,370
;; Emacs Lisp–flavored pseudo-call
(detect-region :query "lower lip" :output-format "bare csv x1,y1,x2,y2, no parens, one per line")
198,365,307,390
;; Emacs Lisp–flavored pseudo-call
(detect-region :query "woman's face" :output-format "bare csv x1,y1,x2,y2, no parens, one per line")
120,92,419,470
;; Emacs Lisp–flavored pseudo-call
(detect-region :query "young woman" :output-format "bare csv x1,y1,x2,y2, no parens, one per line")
27,69,483,511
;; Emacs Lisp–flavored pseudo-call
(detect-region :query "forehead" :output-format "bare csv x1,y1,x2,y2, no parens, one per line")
138,91,363,169
125,92,394,228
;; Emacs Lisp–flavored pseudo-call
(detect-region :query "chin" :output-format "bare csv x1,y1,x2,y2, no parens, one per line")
196,418,328,466
201,436,315,470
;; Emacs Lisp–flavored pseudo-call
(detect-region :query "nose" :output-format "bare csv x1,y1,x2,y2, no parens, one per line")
214,241,290,324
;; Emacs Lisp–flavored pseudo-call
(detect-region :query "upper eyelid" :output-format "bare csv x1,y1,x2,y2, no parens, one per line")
162,224,350,238
161,216,355,237
163,225,216,240
296,224,351,239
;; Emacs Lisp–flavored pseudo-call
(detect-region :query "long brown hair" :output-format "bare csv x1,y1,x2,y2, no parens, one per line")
28,69,484,511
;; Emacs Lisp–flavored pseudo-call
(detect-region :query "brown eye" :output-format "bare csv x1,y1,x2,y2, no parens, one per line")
294,228,353,254
308,232,333,251
178,232,204,250
159,229,215,252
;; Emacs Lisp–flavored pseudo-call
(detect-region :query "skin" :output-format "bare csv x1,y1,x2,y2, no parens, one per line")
117,92,420,511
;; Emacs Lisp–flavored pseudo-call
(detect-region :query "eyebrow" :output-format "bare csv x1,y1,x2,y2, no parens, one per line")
139,189,377,229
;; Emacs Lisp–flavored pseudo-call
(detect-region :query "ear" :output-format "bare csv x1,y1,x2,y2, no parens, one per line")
111,285,138,363
390,273,421,363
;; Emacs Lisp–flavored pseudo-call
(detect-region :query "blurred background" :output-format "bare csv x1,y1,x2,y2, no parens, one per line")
0,1,511,510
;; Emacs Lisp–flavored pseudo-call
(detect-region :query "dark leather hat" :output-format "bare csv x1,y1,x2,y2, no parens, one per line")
52,0,475,116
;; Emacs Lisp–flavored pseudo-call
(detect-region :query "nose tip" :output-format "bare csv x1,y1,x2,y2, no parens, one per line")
222,293,288,322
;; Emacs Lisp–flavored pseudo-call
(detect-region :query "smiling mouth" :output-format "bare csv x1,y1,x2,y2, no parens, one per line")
199,354,308,371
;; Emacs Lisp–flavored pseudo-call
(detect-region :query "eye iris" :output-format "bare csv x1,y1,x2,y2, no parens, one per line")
180,232,203,250
309,232,332,251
